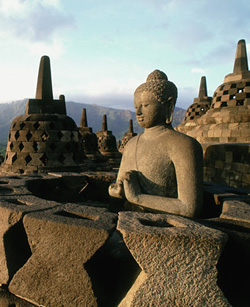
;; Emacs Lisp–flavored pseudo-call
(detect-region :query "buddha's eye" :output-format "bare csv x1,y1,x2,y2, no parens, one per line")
143,104,149,107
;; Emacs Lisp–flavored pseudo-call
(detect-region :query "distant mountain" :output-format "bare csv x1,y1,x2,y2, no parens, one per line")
0,99,186,143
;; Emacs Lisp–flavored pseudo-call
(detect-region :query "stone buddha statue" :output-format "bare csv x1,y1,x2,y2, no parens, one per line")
109,70,203,218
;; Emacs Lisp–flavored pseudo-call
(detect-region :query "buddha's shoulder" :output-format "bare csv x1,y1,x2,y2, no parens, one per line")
164,129,202,150
122,134,140,152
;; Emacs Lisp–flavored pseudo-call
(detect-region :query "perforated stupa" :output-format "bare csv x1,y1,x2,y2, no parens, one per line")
176,76,212,134
118,119,137,153
182,39,250,143
96,115,121,168
1,56,91,174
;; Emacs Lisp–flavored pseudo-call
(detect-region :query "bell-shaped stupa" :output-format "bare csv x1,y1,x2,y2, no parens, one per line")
176,76,212,134
96,115,121,168
78,108,111,170
1,56,92,174
118,119,137,153
183,39,250,143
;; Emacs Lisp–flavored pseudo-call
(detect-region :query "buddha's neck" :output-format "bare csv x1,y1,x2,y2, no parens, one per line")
143,123,173,137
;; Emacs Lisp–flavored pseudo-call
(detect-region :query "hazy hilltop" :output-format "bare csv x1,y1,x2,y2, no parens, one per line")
0,99,186,143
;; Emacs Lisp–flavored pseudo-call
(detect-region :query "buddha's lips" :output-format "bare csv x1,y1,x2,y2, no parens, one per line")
137,116,144,122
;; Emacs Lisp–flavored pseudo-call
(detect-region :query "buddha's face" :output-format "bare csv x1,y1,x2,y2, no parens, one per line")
134,91,168,128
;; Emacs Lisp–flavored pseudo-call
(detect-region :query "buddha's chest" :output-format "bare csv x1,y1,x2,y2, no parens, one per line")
134,139,175,187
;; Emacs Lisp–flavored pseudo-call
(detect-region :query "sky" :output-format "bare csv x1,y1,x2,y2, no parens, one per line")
0,0,250,111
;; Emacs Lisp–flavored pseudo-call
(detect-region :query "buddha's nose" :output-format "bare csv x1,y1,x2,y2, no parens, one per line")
136,105,142,115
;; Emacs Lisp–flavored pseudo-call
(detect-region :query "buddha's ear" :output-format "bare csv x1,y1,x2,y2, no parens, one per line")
166,97,175,124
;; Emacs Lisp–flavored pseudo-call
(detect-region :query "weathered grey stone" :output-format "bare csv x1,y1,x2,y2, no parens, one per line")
0,195,58,285
9,204,116,307
117,211,231,307
109,70,203,218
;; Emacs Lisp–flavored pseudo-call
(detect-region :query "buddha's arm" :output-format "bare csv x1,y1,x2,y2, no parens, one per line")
109,157,128,199
108,180,125,199
123,171,189,216
123,141,203,218
109,137,137,199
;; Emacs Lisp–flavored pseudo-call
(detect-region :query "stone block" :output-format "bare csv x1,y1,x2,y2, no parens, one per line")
214,130,222,137
242,173,250,186
117,212,230,307
227,100,236,107
244,86,250,93
215,160,224,169
218,137,229,143
0,176,33,196
222,116,231,123
242,112,250,121
220,200,250,224
225,152,233,162
208,130,214,137
9,204,116,307
244,98,250,106
241,128,250,136
221,130,231,137
213,102,222,108
223,84,231,90
0,195,58,285
221,94,230,101
228,88,237,95
236,92,246,100
228,123,239,129
237,136,249,142
0,288,35,306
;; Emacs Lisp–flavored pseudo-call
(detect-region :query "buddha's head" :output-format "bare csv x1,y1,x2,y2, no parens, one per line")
134,70,178,128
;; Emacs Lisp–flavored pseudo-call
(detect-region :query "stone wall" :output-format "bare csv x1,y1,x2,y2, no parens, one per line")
202,143,250,189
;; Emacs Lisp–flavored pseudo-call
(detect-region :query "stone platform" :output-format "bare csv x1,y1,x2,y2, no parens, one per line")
0,172,249,306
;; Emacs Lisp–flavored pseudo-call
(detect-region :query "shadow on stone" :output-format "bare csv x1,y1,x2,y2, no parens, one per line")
4,199,27,206
54,209,97,221
26,175,113,203
85,230,141,307
217,227,250,306
0,186,14,195
139,218,174,228
4,220,32,284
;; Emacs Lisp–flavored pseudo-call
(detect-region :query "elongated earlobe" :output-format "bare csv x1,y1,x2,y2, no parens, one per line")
166,97,175,124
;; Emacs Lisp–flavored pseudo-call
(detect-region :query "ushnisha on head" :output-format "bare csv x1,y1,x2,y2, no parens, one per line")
134,70,178,125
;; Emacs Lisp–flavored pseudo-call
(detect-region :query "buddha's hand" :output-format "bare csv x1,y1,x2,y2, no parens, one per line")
123,170,142,204
108,180,125,199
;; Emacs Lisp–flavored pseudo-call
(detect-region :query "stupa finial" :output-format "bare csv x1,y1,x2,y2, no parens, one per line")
35,55,53,100
198,76,207,99
128,119,134,133
102,115,107,132
80,108,88,128
233,39,249,74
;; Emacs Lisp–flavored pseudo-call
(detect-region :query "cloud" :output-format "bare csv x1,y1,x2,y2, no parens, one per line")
177,86,197,109
0,0,74,43
191,68,205,74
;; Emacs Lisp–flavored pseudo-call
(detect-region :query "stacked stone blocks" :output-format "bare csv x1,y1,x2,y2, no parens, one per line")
203,143,250,189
